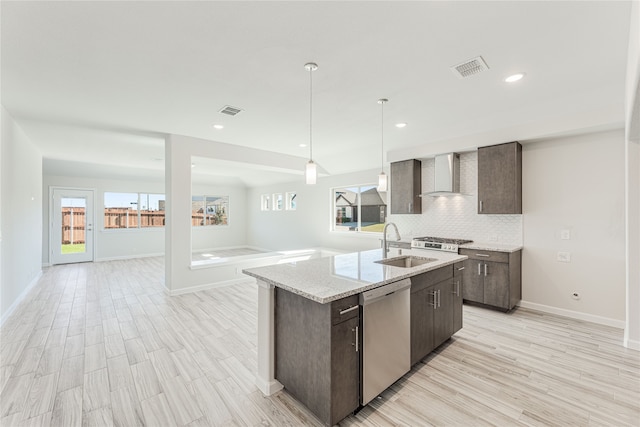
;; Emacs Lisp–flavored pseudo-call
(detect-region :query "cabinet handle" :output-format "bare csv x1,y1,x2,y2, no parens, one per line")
457,267,465,271
340,305,358,315
484,264,488,276
475,254,490,257
480,200,483,212
478,263,482,275
352,326,359,352
438,290,441,308
452,280,460,297
431,291,438,309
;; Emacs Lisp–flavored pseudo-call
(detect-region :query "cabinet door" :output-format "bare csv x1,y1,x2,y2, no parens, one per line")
452,273,463,334
410,287,434,365
462,259,483,303
478,142,522,214
432,280,454,349
483,261,510,309
390,159,422,214
331,316,359,423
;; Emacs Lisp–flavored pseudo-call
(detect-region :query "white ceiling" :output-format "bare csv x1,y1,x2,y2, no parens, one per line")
1,1,632,186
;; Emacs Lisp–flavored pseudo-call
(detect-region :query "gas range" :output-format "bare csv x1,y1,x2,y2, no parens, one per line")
410,236,473,253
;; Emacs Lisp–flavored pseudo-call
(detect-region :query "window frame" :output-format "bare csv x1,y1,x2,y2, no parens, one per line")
103,192,166,231
191,195,230,227
330,183,386,235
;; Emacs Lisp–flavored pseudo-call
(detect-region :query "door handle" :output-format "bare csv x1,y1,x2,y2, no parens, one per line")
352,326,359,352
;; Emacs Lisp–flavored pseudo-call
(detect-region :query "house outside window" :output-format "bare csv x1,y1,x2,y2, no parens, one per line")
332,185,386,233
192,195,229,226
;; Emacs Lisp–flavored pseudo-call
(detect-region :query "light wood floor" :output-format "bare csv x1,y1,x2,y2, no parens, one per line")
1,258,638,426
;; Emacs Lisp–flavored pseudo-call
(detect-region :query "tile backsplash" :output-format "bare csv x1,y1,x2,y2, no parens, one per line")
388,151,523,245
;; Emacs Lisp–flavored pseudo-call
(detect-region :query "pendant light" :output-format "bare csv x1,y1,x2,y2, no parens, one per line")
377,98,388,192
304,62,318,185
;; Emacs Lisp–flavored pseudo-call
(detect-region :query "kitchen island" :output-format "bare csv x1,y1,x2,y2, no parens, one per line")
243,247,467,425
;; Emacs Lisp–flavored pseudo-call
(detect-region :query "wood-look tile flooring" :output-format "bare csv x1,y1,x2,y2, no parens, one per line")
1,258,638,426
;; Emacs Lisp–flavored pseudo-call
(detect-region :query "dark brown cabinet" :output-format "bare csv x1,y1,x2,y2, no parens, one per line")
452,261,464,334
477,141,522,214
409,265,462,366
390,159,422,214
459,248,522,311
275,290,359,426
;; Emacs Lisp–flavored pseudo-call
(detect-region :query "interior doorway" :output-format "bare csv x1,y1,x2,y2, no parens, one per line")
50,188,95,265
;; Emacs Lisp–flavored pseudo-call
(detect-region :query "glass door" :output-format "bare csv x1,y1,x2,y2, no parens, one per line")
51,188,94,265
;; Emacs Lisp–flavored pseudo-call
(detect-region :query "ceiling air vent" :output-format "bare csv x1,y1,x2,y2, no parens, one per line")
219,105,243,116
451,56,489,79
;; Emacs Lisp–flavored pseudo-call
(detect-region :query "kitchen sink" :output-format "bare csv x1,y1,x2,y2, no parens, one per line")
375,255,437,268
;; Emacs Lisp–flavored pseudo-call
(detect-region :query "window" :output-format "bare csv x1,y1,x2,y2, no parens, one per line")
261,194,271,211
286,192,297,210
192,195,229,226
104,192,165,229
273,193,283,211
332,184,386,233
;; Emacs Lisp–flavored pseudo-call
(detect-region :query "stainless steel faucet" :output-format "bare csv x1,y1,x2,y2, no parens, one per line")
382,222,401,258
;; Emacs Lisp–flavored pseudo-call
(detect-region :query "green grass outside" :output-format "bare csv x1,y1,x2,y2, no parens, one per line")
361,223,385,233
61,243,86,254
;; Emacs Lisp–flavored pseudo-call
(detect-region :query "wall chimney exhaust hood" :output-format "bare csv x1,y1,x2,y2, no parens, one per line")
424,153,461,196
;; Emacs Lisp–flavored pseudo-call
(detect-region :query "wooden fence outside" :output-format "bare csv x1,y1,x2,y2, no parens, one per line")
61,207,165,244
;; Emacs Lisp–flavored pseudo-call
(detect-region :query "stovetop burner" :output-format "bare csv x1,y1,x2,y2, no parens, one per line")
412,236,473,245
410,236,473,252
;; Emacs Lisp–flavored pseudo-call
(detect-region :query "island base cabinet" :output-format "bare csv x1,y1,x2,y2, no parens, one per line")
410,287,435,366
274,288,359,426
452,262,464,334
410,265,462,366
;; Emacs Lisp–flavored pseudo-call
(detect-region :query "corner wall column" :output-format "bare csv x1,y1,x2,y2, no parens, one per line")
256,279,283,395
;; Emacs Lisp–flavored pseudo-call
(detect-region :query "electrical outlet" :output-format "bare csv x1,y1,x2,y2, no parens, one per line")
561,229,571,240
557,251,571,262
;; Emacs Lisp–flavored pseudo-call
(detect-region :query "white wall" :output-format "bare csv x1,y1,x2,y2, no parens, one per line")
191,183,248,252
247,168,387,253
1,107,43,322
42,175,166,263
624,0,640,350
521,129,626,325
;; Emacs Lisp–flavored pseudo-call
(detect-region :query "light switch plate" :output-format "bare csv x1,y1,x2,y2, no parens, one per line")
561,229,571,240
557,251,571,262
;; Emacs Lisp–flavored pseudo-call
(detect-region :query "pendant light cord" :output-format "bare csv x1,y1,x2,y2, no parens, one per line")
309,67,313,162
380,100,384,171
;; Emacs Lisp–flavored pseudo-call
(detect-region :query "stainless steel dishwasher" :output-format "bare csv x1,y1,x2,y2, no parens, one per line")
359,278,411,405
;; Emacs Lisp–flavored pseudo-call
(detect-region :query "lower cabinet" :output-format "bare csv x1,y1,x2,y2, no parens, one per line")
460,248,522,311
275,289,359,426
410,264,462,366
452,261,464,334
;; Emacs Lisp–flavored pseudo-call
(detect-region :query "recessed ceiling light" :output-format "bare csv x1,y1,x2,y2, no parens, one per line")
299,143,307,148
395,123,407,128
505,73,525,83
213,124,224,130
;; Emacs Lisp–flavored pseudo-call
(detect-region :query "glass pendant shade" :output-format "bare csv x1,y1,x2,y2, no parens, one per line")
306,160,317,185
377,171,387,192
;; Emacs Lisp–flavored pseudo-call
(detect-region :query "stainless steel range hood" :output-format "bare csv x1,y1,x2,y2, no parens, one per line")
424,153,460,196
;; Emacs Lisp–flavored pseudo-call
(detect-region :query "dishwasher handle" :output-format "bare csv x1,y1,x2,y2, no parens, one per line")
359,278,411,306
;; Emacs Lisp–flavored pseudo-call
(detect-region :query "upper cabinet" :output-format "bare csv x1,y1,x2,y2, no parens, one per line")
391,159,422,214
477,141,522,214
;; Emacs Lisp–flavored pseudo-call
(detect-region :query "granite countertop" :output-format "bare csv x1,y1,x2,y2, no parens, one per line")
242,248,467,304
460,242,523,253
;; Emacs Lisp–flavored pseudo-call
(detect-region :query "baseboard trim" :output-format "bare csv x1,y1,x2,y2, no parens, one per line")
1,270,43,326
166,277,255,296
96,253,164,262
518,300,625,329
624,337,640,351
